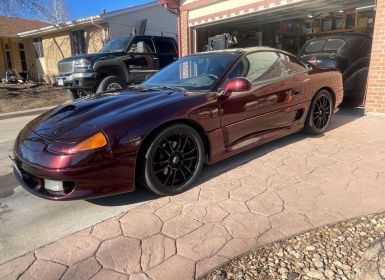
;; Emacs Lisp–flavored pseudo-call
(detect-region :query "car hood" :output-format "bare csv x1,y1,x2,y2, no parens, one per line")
58,52,125,64
27,89,189,143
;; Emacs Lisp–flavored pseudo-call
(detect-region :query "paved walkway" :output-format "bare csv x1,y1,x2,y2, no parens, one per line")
1,110,385,280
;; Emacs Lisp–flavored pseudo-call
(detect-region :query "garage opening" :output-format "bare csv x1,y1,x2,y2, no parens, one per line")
194,0,376,106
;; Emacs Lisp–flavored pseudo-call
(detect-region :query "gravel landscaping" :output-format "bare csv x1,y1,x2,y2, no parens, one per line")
204,212,385,280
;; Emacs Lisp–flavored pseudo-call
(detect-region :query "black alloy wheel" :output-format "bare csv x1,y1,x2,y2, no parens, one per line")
305,90,333,134
142,124,204,196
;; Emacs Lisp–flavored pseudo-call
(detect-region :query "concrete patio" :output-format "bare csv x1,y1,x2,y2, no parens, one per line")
1,109,385,280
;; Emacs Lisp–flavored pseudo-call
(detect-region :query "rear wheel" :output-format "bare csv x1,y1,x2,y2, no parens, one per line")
96,76,127,93
305,90,333,134
141,124,204,196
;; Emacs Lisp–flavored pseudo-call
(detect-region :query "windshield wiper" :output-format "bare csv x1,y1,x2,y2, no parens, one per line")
149,85,185,92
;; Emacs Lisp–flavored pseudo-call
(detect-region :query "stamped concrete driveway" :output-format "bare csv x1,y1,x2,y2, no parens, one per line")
1,109,385,280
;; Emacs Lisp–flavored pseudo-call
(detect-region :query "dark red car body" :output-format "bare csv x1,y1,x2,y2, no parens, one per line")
13,48,343,200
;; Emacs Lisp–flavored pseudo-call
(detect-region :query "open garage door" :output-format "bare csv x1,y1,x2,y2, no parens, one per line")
193,0,375,106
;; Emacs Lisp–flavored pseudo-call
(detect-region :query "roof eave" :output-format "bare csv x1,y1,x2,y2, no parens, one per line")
17,16,103,37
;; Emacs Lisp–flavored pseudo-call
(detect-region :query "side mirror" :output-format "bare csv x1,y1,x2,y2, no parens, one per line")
223,78,251,97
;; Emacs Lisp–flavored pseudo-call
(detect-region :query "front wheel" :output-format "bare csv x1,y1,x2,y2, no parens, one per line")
67,89,89,100
305,90,333,135
96,76,127,93
141,124,204,196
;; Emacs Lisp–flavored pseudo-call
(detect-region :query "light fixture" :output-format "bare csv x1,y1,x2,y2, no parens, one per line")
307,14,313,18
357,5,375,10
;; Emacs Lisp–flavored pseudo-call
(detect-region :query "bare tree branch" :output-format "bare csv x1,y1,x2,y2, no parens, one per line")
0,0,68,23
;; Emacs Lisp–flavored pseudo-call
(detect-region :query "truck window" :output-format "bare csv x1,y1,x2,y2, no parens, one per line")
153,38,177,54
324,39,345,51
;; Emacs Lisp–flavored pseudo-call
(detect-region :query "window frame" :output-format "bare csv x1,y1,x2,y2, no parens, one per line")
71,29,86,55
220,50,311,90
4,43,13,69
153,37,177,54
277,51,311,75
228,51,291,86
127,36,156,54
33,37,44,58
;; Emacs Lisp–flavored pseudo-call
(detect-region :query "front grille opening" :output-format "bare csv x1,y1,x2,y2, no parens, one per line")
63,181,75,194
43,181,75,196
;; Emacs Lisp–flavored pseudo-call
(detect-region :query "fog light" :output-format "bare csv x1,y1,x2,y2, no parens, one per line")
44,179,64,192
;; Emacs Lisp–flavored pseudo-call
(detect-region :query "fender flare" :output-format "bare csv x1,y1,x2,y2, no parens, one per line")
93,60,130,83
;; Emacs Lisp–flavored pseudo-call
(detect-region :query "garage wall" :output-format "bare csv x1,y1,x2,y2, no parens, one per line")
366,0,385,113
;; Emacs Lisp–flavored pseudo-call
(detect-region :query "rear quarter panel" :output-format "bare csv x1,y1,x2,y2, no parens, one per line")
309,67,344,109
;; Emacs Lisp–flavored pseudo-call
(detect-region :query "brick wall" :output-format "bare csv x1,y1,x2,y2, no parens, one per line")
180,10,190,57
366,0,385,113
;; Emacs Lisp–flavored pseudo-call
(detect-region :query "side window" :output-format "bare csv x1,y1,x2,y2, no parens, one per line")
279,53,307,74
153,38,177,54
241,52,289,84
129,37,154,53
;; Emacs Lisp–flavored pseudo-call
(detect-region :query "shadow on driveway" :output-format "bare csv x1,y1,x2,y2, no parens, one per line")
88,107,364,207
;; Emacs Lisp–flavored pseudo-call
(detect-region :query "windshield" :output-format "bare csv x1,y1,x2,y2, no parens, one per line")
99,37,132,53
143,53,241,91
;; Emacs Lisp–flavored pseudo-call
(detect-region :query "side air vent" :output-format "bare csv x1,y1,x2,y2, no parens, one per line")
294,109,304,121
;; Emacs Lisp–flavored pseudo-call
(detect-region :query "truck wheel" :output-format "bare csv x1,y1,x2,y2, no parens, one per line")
67,89,90,100
96,76,127,93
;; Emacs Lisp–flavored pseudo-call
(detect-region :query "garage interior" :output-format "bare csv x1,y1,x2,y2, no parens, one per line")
194,0,375,55
192,0,375,107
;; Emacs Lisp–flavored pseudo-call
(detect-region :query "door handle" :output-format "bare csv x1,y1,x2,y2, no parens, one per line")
291,89,300,95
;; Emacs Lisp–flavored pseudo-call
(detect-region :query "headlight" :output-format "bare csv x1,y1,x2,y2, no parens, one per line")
74,59,91,66
68,132,107,154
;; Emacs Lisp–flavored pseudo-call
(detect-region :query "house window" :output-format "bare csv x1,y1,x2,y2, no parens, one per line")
18,43,28,72
33,38,44,58
4,43,12,69
71,30,86,55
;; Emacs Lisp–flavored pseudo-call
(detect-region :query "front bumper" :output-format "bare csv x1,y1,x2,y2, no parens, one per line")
12,148,137,200
57,72,97,90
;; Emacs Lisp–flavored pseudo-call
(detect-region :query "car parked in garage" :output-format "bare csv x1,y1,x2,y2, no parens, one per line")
56,35,178,100
13,47,343,200
299,33,372,105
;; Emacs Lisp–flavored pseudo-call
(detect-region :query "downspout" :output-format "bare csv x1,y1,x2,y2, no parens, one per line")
91,18,108,45
177,9,182,58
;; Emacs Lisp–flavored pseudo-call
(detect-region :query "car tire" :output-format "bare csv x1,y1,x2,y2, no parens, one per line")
304,90,333,135
141,124,204,196
96,76,127,93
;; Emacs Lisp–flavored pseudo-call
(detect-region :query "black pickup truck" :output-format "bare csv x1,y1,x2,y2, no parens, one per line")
57,35,178,99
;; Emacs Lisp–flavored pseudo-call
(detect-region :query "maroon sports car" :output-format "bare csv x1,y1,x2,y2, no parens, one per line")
12,47,343,200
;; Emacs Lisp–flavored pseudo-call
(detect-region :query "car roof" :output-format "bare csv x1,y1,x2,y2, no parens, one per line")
306,33,372,42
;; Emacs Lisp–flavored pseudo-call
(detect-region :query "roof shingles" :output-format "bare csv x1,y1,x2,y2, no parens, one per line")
0,16,49,36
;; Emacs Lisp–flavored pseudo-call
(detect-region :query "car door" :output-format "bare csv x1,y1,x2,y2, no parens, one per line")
153,37,178,69
219,51,297,147
278,52,311,105
125,37,158,83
